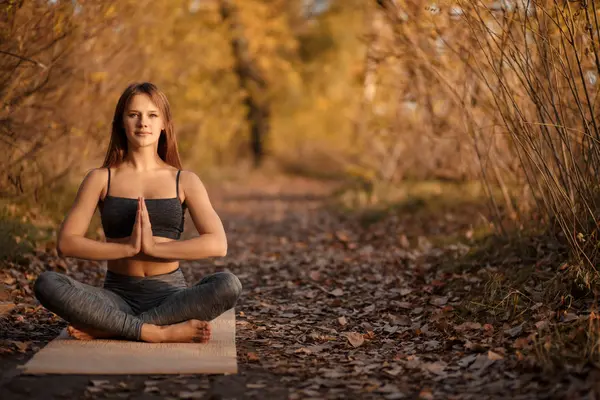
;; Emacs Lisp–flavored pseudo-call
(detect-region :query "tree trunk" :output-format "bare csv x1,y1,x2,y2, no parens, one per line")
219,0,270,168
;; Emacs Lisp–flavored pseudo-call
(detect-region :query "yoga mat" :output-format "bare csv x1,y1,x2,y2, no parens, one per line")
20,309,237,375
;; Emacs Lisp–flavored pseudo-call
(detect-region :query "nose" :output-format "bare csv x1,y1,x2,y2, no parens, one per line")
138,115,149,128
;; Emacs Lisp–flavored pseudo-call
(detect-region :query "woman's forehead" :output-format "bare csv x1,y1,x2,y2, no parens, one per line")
126,94,159,111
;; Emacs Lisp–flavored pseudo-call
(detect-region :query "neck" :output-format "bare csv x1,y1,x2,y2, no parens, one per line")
124,147,163,171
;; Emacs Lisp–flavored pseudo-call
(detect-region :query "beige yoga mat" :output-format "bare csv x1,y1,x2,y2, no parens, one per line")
20,309,237,375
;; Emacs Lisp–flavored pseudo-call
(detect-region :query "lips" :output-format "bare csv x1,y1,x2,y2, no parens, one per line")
135,132,151,135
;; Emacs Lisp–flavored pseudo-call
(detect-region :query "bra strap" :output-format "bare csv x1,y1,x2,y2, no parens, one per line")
176,170,181,199
106,167,111,197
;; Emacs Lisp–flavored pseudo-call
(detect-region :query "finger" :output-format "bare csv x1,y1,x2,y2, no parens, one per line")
142,198,151,223
136,198,142,224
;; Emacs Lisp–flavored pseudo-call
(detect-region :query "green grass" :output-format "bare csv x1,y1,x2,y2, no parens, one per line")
0,212,51,262
329,179,498,228
0,177,105,263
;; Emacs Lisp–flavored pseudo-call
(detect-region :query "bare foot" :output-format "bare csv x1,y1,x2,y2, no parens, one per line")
67,325,115,340
159,320,211,343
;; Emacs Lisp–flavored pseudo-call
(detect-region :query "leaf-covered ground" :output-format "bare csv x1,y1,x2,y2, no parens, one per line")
0,174,597,399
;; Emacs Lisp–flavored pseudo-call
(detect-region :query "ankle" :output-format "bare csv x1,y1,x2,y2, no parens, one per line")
140,323,165,343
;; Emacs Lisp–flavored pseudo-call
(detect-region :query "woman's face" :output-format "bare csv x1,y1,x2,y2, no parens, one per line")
123,94,165,148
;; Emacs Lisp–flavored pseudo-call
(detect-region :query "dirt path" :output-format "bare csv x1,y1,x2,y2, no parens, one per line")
0,174,588,399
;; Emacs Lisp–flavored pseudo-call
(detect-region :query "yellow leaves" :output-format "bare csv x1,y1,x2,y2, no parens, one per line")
89,71,107,83
105,4,116,18
70,127,83,137
53,14,65,36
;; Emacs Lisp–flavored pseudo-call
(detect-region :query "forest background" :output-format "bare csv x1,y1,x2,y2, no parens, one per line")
2,0,600,370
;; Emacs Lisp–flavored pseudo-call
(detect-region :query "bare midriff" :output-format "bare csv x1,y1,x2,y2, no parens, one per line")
105,236,180,277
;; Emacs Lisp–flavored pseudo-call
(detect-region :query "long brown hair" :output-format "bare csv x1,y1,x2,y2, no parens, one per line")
101,82,183,169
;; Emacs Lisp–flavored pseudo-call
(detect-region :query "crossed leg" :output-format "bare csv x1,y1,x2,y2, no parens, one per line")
137,272,243,343
33,271,142,340
33,270,242,343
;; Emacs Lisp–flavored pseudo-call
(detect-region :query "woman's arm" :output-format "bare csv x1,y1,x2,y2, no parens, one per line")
147,171,227,261
57,169,136,261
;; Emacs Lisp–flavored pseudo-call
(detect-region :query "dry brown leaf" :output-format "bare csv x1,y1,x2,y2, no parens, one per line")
535,320,550,330
430,296,448,306
562,313,578,323
455,321,482,332
418,388,434,399
488,350,504,360
330,288,344,297
0,285,10,301
2,276,15,285
343,332,365,348
178,391,205,399
338,316,348,326
0,302,15,316
423,361,447,376
246,383,267,389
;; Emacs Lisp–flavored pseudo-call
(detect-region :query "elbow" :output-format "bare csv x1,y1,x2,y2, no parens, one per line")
56,239,67,258
217,236,228,257
56,235,72,257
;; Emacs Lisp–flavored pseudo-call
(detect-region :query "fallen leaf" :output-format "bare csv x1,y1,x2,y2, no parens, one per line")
0,285,10,301
561,312,579,323
246,383,267,389
430,296,448,306
246,352,259,362
2,276,15,285
457,354,477,367
469,354,495,373
295,347,313,354
488,350,504,360
330,288,344,297
343,332,365,348
505,324,523,338
12,341,30,353
377,383,401,393
384,365,404,376
423,361,447,376
90,380,110,387
0,302,15,316
398,234,410,248
455,321,482,332
535,320,550,330
338,316,348,326
178,391,205,399
418,388,434,399
309,271,321,281
363,304,376,313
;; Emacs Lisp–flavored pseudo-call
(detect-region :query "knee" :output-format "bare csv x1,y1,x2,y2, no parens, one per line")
33,271,65,304
217,272,242,306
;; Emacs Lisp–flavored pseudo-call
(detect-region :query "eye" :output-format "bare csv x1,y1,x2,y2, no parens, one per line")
150,114,158,118
128,113,138,118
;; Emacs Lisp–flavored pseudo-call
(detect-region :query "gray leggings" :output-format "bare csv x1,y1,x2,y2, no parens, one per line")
33,268,242,341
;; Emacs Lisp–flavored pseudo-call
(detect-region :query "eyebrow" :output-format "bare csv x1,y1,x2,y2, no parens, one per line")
127,109,159,113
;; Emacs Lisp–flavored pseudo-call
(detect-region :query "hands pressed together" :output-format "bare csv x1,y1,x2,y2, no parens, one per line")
129,197,156,256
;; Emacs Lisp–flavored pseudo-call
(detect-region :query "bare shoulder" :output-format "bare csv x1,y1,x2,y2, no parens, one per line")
180,170,206,190
81,168,108,191
179,170,211,202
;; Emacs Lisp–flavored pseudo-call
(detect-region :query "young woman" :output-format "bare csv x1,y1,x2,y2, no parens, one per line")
32,82,242,343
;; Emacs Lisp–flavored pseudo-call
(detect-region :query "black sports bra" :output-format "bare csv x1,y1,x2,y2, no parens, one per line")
98,168,187,240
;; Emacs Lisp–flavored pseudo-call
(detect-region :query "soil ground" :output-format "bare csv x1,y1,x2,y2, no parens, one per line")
0,174,596,399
